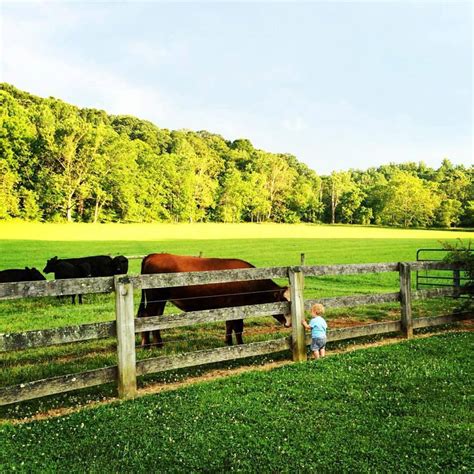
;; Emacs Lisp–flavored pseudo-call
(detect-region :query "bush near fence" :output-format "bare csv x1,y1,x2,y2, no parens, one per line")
0,261,471,405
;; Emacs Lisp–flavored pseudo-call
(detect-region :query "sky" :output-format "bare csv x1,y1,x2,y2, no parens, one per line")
0,1,472,175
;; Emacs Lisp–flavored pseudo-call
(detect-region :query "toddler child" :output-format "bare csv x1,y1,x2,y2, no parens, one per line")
302,303,327,359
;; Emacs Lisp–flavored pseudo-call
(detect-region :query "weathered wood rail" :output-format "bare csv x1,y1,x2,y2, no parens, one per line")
0,261,470,405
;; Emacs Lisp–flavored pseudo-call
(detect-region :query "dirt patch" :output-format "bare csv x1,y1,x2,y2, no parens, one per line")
328,318,371,328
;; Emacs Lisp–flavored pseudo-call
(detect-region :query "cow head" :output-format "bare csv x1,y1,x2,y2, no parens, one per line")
29,267,46,281
43,257,58,274
273,286,291,328
112,256,129,275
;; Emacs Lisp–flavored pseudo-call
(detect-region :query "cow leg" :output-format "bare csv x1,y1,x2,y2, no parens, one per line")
234,319,244,345
141,331,150,347
151,300,166,348
138,289,153,348
78,294,83,305
71,295,76,304
152,329,163,348
140,298,166,349
225,321,233,346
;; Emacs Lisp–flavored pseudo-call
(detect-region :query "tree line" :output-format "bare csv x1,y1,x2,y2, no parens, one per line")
1,83,472,227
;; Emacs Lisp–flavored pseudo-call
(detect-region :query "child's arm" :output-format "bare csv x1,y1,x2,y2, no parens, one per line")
301,319,311,330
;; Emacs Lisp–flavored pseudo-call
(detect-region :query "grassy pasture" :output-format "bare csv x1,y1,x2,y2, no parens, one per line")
0,222,471,418
1,333,472,472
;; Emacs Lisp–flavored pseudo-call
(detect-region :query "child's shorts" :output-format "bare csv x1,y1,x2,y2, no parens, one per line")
311,337,327,351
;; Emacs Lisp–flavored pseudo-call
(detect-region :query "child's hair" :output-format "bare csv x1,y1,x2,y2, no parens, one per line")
311,303,325,316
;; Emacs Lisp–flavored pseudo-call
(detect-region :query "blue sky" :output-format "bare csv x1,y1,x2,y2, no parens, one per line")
0,1,472,174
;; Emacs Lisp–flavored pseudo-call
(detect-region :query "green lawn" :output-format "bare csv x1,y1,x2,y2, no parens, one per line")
1,333,472,473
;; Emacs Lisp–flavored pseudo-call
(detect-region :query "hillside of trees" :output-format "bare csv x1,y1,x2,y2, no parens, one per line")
1,83,472,227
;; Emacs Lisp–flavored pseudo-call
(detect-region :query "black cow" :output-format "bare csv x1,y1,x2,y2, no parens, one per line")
43,259,91,304
111,256,129,275
44,255,128,278
0,267,46,283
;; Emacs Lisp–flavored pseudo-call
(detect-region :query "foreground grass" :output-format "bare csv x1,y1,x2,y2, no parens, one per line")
1,333,472,472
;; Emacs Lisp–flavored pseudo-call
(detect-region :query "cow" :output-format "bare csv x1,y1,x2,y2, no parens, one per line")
136,253,291,348
43,259,92,304
44,255,128,278
0,267,46,283
111,256,129,276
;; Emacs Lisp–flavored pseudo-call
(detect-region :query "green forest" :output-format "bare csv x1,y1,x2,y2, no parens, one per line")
1,83,472,227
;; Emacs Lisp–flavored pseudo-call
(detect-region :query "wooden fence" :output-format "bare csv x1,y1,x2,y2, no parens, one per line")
0,261,471,405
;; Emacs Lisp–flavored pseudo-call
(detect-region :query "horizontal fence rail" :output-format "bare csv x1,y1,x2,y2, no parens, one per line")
136,338,291,376
412,312,472,329
0,262,465,300
305,292,400,310
135,302,290,333
0,367,117,405
302,262,400,276
0,260,471,405
131,266,289,290
0,321,117,353
412,287,463,299
318,320,401,344
410,261,464,271
0,276,114,300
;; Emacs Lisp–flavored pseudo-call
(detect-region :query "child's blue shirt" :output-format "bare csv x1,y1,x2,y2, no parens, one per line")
309,316,327,338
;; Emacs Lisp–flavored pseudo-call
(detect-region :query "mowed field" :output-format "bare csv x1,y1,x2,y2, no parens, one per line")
0,222,472,419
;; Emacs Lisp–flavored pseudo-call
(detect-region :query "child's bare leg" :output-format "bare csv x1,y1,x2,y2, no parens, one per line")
320,348,326,358
313,350,320,359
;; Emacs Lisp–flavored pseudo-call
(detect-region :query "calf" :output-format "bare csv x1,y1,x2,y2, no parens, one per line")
0,267,46,283
43,259,91,304
44,255,128,277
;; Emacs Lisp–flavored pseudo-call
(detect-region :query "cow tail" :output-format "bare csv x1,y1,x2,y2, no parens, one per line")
137,256,148,318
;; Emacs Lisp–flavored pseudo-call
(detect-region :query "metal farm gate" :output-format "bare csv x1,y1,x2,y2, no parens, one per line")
416,248,471,297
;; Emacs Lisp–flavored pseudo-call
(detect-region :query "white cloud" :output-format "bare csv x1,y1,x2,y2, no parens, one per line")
1,5,171,120
2,41,169,119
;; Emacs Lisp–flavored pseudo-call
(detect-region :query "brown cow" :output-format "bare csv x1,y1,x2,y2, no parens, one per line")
137,253,291,347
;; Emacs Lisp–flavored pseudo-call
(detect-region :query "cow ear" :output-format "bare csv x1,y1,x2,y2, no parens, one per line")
283,288,291,301
25,266,30,270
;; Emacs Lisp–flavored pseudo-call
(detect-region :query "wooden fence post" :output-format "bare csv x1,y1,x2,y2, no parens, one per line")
399,263,413,339
114,275,137,399
453,269,461,298
300,253,306,266
289,267,307,361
